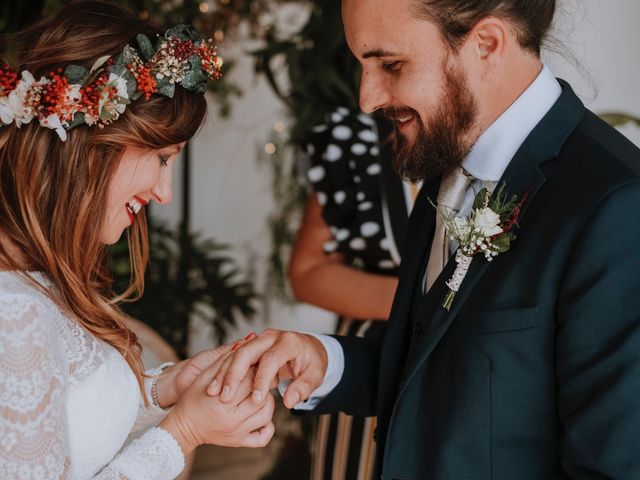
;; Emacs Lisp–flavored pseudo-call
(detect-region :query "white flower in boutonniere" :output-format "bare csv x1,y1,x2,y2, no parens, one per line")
431,184,529,311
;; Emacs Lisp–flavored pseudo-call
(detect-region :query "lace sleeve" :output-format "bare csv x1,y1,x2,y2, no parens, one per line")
0,293,71,479
0,293,184,480
95,427,184,480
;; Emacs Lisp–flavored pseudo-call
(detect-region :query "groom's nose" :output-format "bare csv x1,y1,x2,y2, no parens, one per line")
359,69,391,113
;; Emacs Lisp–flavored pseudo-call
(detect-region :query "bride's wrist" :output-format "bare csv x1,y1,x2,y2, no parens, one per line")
148,362,176,409
160,413,198,457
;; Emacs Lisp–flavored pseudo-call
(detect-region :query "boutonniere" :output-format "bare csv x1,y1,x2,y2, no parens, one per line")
432,184,528,310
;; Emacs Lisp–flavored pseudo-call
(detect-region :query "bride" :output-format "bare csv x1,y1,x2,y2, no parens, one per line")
0,1,275,479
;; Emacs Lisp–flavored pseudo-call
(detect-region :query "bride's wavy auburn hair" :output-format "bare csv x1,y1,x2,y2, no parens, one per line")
0,1,207,393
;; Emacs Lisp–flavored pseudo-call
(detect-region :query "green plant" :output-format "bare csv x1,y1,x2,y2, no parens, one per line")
251,0,362,299
111,221,257,358
257,133,307,303
252,0,359,145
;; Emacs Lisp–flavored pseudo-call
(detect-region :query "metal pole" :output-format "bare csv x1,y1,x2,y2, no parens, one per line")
176,140,191,357
181,140,191,237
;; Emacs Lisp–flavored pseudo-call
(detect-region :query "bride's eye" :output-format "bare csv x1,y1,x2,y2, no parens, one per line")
158,154,169,167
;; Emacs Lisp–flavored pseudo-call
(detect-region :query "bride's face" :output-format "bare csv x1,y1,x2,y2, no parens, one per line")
100,143,184,244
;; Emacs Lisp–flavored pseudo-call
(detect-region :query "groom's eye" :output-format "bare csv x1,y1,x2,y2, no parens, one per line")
382,61,402,72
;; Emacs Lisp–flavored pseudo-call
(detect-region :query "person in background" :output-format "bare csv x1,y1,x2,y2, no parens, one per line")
289,108,419,480
0,2,274,479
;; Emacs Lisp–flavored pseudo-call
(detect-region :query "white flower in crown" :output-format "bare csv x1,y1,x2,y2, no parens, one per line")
39,114,67,141
473,207,503,237
0,71,36,127
39,81,84,140
67,84,83,104
95,88,116,116
108,73,129,101
87,73,130,126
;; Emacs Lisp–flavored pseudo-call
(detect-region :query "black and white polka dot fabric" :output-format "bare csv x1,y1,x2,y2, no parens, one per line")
305,107,399,275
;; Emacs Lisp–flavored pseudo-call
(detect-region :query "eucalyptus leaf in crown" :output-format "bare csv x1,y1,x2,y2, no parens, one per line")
0,24,221,141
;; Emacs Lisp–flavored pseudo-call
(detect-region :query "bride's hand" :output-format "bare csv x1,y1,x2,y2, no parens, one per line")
156,333,257,408
159,363,275,456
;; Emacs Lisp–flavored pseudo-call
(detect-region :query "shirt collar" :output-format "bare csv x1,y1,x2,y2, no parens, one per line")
462,64,562,182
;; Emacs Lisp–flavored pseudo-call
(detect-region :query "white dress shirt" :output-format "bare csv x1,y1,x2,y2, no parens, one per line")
290,65,562,410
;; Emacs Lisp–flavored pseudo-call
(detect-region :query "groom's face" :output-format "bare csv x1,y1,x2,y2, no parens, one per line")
343,0,479,182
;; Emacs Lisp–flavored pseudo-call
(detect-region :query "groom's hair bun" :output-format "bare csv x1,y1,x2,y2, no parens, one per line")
411,0,556,55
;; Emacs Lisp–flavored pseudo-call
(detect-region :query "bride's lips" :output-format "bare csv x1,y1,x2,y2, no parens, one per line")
125,196,148,225
126,207,135,225
134,195,148,206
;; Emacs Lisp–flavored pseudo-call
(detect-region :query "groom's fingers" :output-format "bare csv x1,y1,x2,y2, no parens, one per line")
215,332,280,402
282,363,326,409
252,332,326,408
206,333,259,397
251,332,305,403
280,334,328,408
188,341,236,374
228,367,256,405
206,352,235,396
210,329,328,407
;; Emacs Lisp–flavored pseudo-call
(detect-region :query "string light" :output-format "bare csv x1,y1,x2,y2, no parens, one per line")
199,2,209,13
214,30,225,42
265,143,276,155
273,120,285,133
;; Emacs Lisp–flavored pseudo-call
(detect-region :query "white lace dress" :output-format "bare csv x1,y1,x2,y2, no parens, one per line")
0,271,185,479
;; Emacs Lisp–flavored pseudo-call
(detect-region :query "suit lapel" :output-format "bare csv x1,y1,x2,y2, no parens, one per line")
377,175,439,416
394,80,587,401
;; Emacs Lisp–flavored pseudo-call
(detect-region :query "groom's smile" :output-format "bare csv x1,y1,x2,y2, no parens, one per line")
342,0,482,182
383,106,418,133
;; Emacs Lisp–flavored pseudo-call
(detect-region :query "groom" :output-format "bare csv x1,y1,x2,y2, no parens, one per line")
210,0,640,478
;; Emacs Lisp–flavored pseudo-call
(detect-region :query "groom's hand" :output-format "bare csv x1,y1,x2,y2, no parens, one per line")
207,329,328,409
156,335,258,408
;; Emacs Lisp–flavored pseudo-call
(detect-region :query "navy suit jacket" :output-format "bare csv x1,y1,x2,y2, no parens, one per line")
312,82,640,479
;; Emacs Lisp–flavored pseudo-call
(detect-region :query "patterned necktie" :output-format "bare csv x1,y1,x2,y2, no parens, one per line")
425,166,473,292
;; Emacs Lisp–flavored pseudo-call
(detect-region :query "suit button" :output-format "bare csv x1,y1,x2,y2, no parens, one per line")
413,323,422,334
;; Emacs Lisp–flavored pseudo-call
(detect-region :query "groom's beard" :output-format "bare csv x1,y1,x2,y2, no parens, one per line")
389,63,478,183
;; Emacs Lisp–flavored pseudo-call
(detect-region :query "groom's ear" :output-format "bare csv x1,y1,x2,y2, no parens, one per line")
453,15,514,86
463,16,510,68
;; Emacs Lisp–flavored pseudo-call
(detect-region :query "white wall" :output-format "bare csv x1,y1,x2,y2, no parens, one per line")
545,0,640,143
154,0,640,353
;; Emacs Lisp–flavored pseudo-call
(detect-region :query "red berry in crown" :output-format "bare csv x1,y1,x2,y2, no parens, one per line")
0,66,19,95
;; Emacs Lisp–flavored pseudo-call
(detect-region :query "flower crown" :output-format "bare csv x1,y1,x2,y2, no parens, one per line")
0,25,221,141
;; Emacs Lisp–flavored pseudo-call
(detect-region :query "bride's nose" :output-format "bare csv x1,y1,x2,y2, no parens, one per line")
151,168,173,205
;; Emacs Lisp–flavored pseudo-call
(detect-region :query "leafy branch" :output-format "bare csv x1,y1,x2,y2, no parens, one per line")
111,222,257,358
